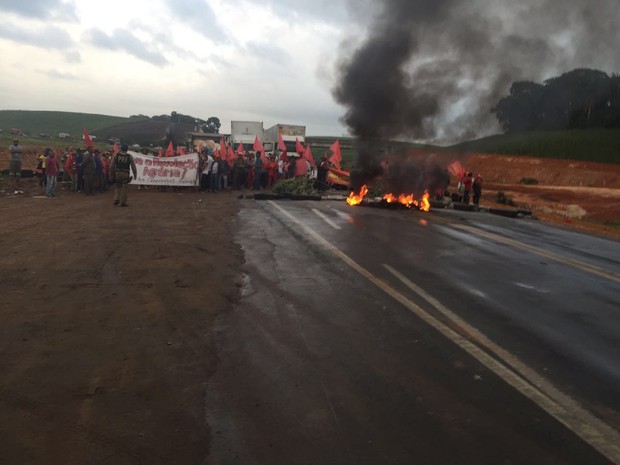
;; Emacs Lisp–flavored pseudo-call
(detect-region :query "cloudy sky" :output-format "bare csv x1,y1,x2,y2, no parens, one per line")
1,0,618,142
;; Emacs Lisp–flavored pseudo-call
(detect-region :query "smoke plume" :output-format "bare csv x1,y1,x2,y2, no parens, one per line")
333,0,620,191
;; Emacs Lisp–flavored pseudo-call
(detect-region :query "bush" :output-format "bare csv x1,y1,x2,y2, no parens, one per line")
496,191,517,206
272,177,317,195
519,177,539,185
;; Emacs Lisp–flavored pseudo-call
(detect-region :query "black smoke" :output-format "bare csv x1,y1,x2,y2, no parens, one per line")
334,0,620,191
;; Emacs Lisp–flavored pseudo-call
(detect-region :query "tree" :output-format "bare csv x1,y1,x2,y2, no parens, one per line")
201,117,221,133
492,68,620,133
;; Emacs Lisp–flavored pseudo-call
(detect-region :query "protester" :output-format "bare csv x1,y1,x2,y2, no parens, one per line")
219,154,229,190
316,154,330,191
253,151,263,190
473,174,483,206
64,149,78,192
75,149,84,192
36,154,46,187
245,152,255,189
210,154,220,192
94,150,104,193
110,144,137,207
463,172,473,204
44,148,59,198
8,138,23,193
82,146,96,195
232,152,245,190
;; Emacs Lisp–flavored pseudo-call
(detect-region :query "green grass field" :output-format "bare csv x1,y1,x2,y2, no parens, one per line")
0,110,142,140
2,110,619,165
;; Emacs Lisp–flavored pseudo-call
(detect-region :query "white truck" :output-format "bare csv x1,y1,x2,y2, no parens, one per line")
264,123,306,154
230,121,264,152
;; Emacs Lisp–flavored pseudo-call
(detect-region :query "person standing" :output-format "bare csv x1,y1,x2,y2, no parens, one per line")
472,174,483,206
210,155,220,192
8,138,23,193
64,149,78,191
110,144,137,207
44,148,59,198
463,172,473,204
82,146,96,195
316,154,330,191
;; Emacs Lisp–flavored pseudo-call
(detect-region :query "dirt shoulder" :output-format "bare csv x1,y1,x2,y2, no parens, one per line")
0,188,243,464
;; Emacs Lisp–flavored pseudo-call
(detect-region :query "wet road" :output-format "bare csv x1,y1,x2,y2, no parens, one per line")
207,199,620,465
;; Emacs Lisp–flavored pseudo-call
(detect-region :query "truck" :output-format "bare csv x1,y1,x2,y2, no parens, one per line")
230,121,264,152
264,123,306,154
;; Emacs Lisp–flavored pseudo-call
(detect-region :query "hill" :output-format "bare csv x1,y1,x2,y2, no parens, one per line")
0,110,138,138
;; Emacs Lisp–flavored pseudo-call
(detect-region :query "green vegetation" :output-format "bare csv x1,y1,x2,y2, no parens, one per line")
0,110,140,138
271,177,318,195
450,128,620,163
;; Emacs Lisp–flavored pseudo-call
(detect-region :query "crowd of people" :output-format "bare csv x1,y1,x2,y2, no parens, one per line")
7,139,336,200
196,145,333,193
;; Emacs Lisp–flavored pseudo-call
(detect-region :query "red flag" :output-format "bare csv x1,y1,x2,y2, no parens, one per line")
113,143,120,155
447,160,465,180
328,139,342,170
253,135,264,154
165,141,174,157
177,146,186,155
280,150,288,162
227,146,236,164
294,156,308,177
83,128,94,147
295,137,304,154
303,145,315,167
236,142,245,155
158,148,163,157
220,137,227,157
277,133,287,152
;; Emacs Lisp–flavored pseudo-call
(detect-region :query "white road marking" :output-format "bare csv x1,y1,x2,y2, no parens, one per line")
312,208,342,230
451,223,620,284
268,200,620,464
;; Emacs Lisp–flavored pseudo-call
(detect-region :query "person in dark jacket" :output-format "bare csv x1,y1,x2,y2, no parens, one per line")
110,144,137,207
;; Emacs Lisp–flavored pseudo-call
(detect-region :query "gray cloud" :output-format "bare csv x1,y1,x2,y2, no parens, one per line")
163,0,227,43
0,0,78,21
88,28,169,67
334,0,620,144
0,22,74,49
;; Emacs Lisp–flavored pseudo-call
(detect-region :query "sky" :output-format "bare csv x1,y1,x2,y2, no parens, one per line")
1,0,619,143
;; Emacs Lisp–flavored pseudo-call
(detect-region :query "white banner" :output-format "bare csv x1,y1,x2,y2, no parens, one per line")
129,151,200,186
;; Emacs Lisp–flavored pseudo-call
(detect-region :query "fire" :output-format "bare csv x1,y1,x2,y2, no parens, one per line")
419,191,430,212
346,185,368,205
382,190,430,211
347,185,431,211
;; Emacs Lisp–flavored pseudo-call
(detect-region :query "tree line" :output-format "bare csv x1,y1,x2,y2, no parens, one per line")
492,68,620,133
130,112,221,133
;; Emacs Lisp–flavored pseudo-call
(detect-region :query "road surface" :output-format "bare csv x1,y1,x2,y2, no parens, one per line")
208,198,620,465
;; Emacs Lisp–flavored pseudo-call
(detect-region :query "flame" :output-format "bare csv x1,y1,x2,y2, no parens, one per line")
347,185,368,206
420,191,430,212
382,191,429,210
348,186,431,211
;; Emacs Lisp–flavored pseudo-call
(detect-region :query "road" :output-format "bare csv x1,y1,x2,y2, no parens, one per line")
207,198,620,465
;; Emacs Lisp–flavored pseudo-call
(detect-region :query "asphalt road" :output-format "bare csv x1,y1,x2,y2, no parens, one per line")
206,199,620,465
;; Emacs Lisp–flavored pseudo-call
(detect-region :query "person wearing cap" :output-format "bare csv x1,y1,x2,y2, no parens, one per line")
110,144,137,207
8,138,23,193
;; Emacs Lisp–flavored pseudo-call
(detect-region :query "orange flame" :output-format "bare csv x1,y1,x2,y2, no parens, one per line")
420,191,430,212
346,185,368,206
